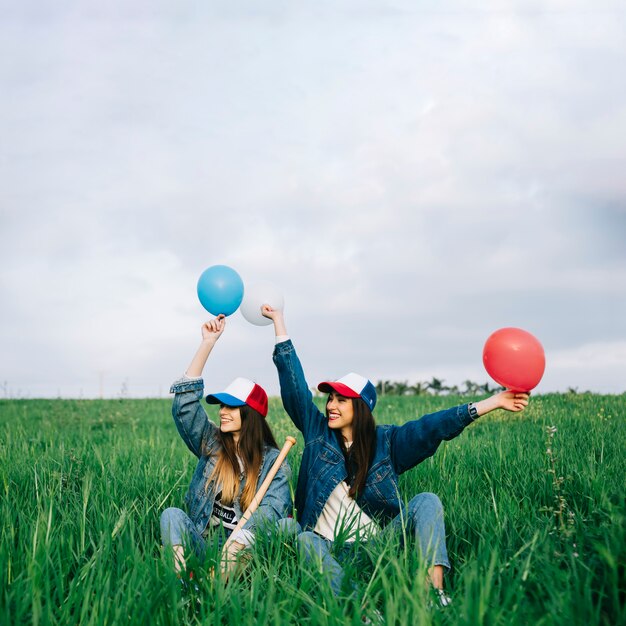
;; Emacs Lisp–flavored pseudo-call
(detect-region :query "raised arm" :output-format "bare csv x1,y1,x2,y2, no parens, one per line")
186,315,226,377
170,316,226,457
262,306,326,440
390,391,530,474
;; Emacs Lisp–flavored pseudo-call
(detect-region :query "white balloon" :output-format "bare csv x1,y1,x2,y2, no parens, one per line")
240,281,285,326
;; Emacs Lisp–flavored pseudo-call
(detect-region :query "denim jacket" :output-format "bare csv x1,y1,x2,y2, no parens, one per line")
169,377,292,537
273,340,476,531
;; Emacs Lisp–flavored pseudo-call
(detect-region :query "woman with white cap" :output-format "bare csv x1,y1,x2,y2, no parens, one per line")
262,306,529,607
160,315,292,584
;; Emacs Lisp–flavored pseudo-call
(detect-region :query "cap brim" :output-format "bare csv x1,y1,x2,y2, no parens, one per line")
205,392,246,406
317,381,360,398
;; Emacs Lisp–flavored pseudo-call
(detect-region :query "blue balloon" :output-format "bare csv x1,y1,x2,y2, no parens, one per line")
197,265,244,316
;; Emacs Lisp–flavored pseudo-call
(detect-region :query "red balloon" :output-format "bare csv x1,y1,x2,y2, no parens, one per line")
483,328,546,392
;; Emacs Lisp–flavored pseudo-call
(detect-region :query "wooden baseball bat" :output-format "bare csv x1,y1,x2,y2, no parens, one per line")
222,435,297,551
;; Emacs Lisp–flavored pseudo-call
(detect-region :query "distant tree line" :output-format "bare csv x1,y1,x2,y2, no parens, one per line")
374,378,505,396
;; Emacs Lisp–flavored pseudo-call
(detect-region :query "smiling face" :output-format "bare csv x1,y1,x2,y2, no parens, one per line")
326,392,355,440
218,404,243,436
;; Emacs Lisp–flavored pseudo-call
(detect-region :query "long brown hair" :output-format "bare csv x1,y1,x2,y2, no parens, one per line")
203,404,278,511
334,397,376,499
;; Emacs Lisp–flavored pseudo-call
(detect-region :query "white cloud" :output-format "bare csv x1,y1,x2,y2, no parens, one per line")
543,341,626,393
1,2,625,397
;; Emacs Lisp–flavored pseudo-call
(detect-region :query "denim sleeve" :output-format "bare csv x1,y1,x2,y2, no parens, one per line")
245,460,292,533
272,340,326,440
389,404,474,474
170,377,218,458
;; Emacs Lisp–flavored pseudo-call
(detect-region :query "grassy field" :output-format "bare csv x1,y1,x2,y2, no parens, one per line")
0,393,624,625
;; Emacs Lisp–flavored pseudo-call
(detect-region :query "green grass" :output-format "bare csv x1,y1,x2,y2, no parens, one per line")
0,394,624,625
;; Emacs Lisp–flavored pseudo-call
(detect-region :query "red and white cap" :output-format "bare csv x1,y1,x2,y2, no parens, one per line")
206,377,268,417
317,372,377,411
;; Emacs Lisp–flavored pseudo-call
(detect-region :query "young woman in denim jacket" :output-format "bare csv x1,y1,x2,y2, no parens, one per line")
262,306,529,604
161,315,292,580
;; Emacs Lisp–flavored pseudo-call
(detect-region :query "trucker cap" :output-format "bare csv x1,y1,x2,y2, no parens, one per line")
317,372,377,411
206,377,268,417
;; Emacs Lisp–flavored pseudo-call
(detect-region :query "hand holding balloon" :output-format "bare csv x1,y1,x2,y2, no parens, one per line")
493,390,530,412
241,282,284,326
186,315,227,378
201,314,226,344
260,304,281,322
261,304,288,336
470,390,530,418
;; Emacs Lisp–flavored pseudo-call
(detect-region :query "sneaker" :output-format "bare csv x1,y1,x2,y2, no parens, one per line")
179,570,202,611
430,588,452,609
360,605,384,625
361,609,385,626
179,578,201,595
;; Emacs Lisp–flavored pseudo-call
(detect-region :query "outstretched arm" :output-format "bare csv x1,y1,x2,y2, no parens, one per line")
471,390,529,415
170,316,226,457
390,391,530,474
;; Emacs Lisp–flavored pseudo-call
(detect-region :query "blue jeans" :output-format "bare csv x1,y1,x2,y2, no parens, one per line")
292,493,450,596
160,507,226,562
160,507,287,563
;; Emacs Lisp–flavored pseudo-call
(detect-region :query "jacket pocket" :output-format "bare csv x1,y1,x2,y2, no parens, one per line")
319,446,342,465
306,441,344,487
364,463,399,506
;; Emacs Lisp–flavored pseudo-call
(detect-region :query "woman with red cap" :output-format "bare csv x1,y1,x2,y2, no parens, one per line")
160,315,292,585
262,306,529,607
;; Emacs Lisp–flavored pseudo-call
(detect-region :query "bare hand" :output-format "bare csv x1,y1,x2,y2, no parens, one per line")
220,540,247,580
497,390,530,412
261,305,288,336
201,315,226,343
261,304,281,321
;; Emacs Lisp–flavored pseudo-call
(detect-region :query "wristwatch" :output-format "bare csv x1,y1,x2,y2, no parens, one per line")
468,402,478,420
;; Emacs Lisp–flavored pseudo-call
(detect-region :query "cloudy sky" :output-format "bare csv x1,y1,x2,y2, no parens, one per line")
1,1,625,399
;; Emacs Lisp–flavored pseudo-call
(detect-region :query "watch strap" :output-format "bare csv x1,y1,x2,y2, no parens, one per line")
468,402,478,420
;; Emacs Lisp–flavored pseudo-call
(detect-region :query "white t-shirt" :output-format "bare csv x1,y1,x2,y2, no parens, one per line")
314,443,379,542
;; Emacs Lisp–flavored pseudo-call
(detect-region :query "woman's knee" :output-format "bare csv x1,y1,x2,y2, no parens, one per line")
408,492,444,520
297,531,318,548
297,531,326,559
277,517,302,537
160,507,187,543
160,506,185,526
